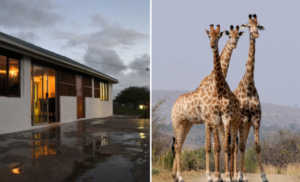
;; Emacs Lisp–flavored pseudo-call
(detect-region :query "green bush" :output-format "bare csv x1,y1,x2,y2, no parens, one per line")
163,151,174,170
245,145,258,173
152,167,160,176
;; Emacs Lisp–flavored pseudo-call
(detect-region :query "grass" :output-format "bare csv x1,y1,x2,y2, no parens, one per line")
256,163,300,175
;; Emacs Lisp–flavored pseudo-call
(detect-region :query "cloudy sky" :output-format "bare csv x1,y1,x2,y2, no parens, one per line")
153,0,300,107
0,0,149,97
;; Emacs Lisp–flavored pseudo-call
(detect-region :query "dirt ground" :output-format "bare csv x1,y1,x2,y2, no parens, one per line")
152,170,300,182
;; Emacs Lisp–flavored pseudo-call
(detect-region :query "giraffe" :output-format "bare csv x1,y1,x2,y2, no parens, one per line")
233,14,268,182
220,25,245,78
171,24,241,182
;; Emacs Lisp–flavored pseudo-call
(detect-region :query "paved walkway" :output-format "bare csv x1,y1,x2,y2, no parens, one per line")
0,116,149,182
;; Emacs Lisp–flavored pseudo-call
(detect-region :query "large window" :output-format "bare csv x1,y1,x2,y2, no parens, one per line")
0,55,20,97
94,78,108,101
100,81,108,101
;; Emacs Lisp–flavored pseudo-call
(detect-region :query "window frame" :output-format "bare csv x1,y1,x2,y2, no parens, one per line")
0,54,20,98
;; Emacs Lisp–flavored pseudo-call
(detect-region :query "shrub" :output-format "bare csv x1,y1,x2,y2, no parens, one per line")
245,145,258,173
152,167,160,176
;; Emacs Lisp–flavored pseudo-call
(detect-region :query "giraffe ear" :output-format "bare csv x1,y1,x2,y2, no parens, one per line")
240,24,249,29
238,31,245,37
219,31,226,37
205,30,210,36
258,25,265,30
223,30,229,36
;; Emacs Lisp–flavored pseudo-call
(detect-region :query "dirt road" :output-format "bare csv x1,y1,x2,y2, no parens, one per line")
152,170,300,182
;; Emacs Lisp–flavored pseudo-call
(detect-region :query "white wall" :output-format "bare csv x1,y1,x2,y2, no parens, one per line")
0,56,31,134
85,83,113,119
0,56,115,134
60,96,77,123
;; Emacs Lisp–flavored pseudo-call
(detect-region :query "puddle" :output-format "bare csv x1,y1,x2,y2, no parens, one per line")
90,120,106,125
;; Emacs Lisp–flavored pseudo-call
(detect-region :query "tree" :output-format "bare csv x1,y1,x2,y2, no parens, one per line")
114,86,149,109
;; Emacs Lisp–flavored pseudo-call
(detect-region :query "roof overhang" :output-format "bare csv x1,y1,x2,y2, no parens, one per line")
0,36,119,84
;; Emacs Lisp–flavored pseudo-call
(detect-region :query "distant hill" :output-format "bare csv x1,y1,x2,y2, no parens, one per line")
152,90,300,149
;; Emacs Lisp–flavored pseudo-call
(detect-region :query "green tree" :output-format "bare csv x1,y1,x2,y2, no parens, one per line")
114,86,149,109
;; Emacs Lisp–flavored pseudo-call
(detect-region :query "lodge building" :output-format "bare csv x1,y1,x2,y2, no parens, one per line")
0,32,118,134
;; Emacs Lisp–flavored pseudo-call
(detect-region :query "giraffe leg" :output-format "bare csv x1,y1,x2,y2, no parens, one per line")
252,116,268,182
212,124,222,182
237,116,247,182
171,121,193,181
230,118,238,182
172,120,192,182
221,115,232,182
233,137,238,182
205,122,213,182
241,120,251,182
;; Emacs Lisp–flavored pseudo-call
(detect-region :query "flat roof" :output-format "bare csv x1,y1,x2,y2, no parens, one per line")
0,31,118,83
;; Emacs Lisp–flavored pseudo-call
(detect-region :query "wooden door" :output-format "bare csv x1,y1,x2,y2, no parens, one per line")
76,76,84,119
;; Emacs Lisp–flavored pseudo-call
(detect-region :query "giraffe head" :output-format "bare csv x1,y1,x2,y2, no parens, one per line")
223,25,245,49
240,14,265,38
205,24,225,50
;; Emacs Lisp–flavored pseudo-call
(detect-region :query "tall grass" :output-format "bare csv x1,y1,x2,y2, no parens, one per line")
255,163,300,175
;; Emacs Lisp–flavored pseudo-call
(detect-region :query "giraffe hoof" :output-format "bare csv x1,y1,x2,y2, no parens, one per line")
243,179,248,182
173,177,178,182
225,178,232,182
213,177,223,182
172,172,176,178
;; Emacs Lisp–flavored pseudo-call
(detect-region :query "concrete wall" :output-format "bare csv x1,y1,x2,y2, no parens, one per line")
85,83,113,118
0,56,31,134
60,96,77,123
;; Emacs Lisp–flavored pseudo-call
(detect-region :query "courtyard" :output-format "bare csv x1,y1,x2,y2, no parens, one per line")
0,116,149,182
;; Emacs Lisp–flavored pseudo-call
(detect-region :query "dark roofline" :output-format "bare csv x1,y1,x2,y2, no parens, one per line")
0,31,118,83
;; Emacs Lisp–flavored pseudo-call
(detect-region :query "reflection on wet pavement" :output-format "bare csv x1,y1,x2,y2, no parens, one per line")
0,116,150,182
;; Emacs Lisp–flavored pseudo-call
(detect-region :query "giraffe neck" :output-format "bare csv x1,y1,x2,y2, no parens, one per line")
243,34,256,89
220,40,233,78
212,47,225,89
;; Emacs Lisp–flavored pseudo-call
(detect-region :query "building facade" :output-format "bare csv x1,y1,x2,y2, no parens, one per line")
0,32,118,134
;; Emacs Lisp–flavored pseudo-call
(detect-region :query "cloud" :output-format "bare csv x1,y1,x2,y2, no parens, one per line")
0,0,62,28
12,32,39,44
112,54,150,97
83,46,126,75
53,14,148,49
53,14,149,97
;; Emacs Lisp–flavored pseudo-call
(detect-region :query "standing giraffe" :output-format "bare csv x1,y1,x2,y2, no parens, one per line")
233,14,268,182
220,25,245,78
171,24,241,182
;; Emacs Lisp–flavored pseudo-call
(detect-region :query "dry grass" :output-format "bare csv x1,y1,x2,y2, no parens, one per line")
152,170,206,182
256,163,300,175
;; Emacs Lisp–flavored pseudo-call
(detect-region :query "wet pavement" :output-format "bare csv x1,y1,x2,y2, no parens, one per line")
0,116,150,182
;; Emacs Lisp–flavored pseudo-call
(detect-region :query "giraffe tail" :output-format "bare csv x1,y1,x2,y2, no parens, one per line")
172,137,176,157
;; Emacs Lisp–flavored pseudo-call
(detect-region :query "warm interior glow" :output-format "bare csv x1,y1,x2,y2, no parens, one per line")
139,105,144,109
12,168,21,174
139,133,146,139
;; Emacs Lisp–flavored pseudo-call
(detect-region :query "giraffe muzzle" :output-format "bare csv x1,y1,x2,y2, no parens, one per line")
253,33,259,38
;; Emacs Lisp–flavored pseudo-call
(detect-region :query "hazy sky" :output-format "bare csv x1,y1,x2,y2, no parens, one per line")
152,0,300,107
0,0,150,96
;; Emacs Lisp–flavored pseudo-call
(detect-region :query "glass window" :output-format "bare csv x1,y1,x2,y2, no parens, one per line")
0,55,20,97
8,59,20,96
99,81,108,101
0,55,7,96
